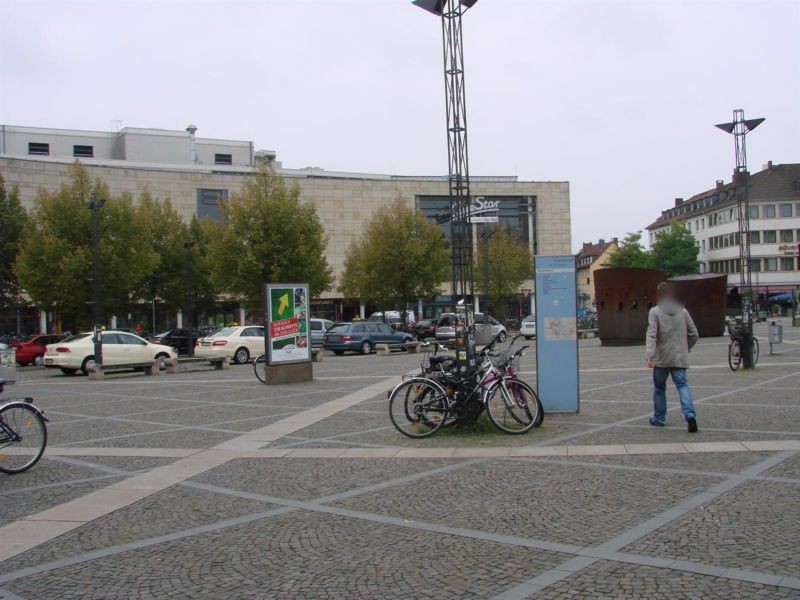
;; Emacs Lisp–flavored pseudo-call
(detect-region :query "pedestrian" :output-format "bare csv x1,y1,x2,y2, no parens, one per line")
134,322,143,336
645,282,700,433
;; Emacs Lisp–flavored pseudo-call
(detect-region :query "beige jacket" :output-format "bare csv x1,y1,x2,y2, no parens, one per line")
645,299,699,368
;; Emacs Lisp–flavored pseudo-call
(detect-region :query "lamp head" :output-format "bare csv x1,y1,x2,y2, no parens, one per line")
412,0,478,16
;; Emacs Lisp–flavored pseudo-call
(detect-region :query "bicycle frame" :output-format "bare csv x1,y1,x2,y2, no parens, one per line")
0,399,49,445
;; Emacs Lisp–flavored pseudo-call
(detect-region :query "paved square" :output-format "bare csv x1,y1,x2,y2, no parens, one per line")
1,320,798,598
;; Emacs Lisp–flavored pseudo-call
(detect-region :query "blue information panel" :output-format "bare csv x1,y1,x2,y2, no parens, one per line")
534,255,580,412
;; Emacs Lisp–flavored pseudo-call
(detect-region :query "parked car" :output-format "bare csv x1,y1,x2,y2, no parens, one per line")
10,333,65,366
368,311,416,325
150,329,201,356
43,331,177,376
414,318,438,340
195,326,265,364
435,312,507,343
520,314,537,339
309,318,334,347
323,321,415,355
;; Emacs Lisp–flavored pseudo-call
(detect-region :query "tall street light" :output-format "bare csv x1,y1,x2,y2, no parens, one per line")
86,194,106,367
183,240,196,357
413,0,479,366
715,109,765,369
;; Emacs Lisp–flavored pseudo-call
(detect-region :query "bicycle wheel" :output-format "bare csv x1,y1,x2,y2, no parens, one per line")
728,339,742,371
253,354,267,383
485,379,542,434
752,337,759,367
0,403,48,474
389,378,448,439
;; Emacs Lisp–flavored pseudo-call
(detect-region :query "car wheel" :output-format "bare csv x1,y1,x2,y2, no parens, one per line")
360,340,372,355
81,356,96,376
333,350,345,355
233,347,250,365
60,368,77,376
498,331,507,343
33,355,45,367
524,336,532,340
155,353,170,370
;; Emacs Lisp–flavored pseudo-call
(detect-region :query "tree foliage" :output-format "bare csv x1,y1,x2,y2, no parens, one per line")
15,163,157,328
475,227,532,319
651,222,700,277
208,167,332,310
604,232,656,270
340,199,450,318
0,176,28,311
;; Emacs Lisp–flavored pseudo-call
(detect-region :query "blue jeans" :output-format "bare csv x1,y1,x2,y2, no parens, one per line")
652,367,696,424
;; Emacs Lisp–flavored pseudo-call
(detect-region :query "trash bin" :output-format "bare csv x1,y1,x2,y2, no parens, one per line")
0,348,17,384
769,322,783,344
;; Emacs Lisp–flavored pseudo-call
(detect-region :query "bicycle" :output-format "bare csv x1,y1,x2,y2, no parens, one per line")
727,323,759,371
0,378,49,474
253,354,267,383
388,333,543,438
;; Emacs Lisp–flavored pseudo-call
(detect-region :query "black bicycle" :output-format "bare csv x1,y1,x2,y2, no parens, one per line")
0,379,49,474
727,323,759,371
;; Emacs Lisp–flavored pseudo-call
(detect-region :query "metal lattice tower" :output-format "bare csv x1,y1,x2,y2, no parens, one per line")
414,0,478,313
715,109,765,368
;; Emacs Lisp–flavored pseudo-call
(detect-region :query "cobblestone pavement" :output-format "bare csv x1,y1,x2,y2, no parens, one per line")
0,320,798,598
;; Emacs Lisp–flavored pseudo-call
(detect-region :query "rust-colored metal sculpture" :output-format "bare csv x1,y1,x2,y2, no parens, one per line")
667,274,727,337
595,268,664,346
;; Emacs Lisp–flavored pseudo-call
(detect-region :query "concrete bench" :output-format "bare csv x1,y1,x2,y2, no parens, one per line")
311,348,324,362
376,343,391,356
578,329,599,339
403,342,422,354
89,360,159,380
165,356,229,374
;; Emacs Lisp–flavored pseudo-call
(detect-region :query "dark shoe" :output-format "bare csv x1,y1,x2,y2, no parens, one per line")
649,418,665,427
687,416,698,433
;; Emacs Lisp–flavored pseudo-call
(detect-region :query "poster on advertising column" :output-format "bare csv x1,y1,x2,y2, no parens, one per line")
265,283,311,366
534,255,580,412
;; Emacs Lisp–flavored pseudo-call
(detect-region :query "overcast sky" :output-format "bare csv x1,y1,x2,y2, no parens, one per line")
1,0,798,251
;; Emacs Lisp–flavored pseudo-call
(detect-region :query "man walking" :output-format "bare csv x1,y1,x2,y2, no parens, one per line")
645,282,700,433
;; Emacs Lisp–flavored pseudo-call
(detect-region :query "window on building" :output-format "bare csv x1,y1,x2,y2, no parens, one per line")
749,205,759,219
701,218,705,229
797,203,800,216
73,145,93,158
28,142,49,155
749,231,760,244
763,205,776,218
701,239,706,251
781,257,795,271
765,258,778,272
196,189,228,221
764,231,777,244
214,153,232,165
750,259,761,272
780,230,794,243
780,203,792,217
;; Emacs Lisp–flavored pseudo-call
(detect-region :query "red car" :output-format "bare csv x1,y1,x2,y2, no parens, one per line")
11,334,65,366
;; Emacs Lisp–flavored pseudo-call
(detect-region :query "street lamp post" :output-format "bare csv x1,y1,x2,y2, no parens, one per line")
413,0,480,365
86,194,106,367
715,109,765,369
183,240,196,357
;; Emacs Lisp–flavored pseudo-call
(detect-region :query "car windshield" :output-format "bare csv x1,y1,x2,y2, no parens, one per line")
210,327,236,338
523,315,535,322
62,333,91,343
327,323,351,333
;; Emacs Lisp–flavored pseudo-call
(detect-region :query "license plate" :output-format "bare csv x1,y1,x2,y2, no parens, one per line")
201,342,211,347
45,359,54,365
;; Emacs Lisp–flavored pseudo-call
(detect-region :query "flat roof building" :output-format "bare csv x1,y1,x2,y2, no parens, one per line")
1,123,571,329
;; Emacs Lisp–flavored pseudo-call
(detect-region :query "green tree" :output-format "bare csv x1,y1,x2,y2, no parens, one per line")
0,176,28,312
475,227,533,319
208,167,332,309
187,215,224,321
15,162,158,329
604,231,656,269
651,222,700,277
135,192,188,316
340,199,450,321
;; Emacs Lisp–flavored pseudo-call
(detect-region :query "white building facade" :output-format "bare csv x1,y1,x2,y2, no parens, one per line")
646,163,800,295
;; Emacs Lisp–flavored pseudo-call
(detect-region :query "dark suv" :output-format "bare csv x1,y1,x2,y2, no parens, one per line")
150,329,201,355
